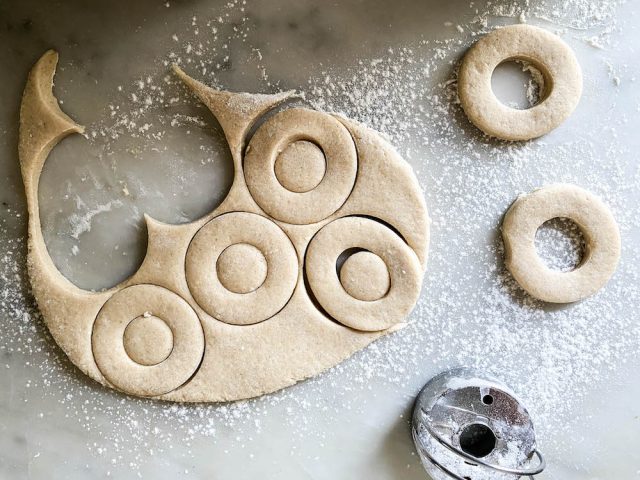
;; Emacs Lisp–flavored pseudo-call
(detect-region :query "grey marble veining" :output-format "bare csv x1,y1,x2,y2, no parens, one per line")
1,0,639,479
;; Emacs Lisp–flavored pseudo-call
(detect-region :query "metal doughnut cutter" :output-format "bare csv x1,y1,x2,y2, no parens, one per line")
411,368,546,480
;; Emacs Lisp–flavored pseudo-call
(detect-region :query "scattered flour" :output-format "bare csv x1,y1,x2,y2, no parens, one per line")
68,198,123,240
1,0,638,477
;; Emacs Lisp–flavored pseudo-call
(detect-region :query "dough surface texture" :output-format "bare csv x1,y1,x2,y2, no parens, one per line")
458,24,582,141
19,51,430,402
501,184,620,303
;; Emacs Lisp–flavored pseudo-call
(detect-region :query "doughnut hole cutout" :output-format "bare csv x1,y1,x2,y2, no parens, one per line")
339,250,390,302
216,243,268,294
491,60,546,110
274,140,326,193
534,217,586,272
123,315,174,366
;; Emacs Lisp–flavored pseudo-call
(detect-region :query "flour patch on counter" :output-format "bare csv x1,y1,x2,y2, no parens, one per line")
68,199,123,240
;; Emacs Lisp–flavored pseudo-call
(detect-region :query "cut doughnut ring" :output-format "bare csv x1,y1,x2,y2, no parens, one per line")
185,212,298,325
305,216,422,331
501,184,620,303
458,24,582,141
244,108,357,225
92,284,205,397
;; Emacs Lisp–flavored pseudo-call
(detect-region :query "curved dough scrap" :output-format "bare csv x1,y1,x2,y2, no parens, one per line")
19,50,113,383
19,51,430,402
502,184,620,303
458,24,582,141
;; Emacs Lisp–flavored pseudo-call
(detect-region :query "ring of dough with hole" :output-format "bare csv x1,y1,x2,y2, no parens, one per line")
458,24,582,141
18,50,430,402
501,184,620,303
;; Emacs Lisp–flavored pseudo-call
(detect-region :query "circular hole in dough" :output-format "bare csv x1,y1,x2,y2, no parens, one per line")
534,217,586,272
123,314,174,366
339,250,390,302
216,243,268,294
458,24,582,141
490,60,546,110
274,140,327,193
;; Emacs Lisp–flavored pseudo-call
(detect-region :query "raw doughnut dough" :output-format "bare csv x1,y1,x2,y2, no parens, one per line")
18,51,430,401
502,184,620,303
458,24,582,141
339,251,390,302
92,284,205,397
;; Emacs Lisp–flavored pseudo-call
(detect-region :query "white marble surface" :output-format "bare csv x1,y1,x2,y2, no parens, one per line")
1,0,639,479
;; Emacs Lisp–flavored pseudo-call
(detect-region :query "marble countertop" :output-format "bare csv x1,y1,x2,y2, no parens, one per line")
1,0,639,479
